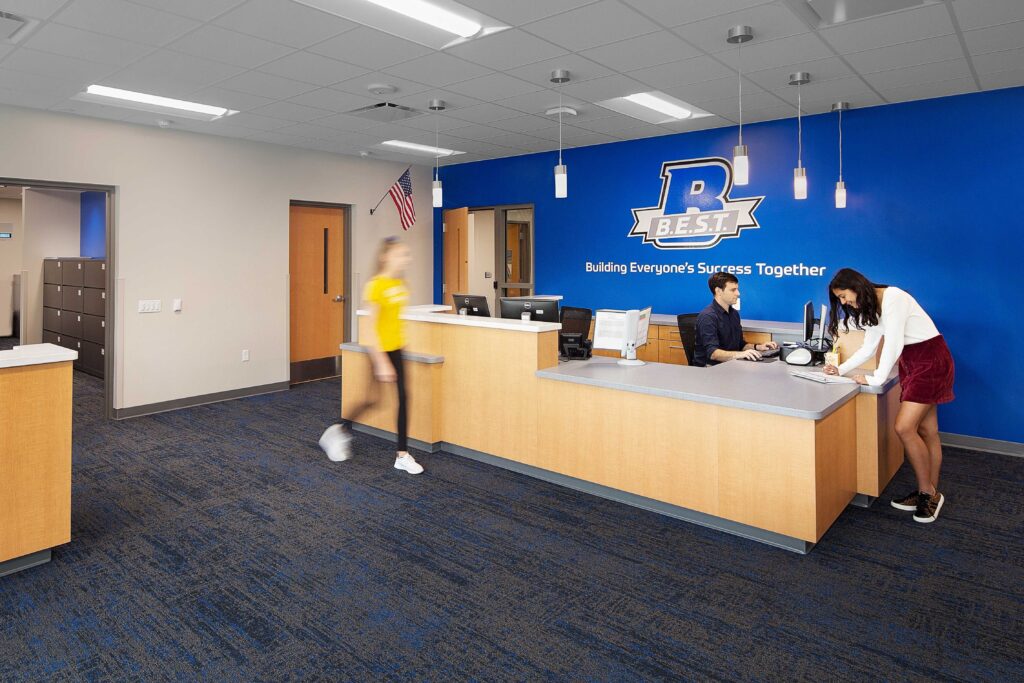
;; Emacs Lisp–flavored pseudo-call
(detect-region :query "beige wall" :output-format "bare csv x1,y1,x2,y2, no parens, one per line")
0,104,434,409
0,197,24,337
22,189,82,344
468,209,495,313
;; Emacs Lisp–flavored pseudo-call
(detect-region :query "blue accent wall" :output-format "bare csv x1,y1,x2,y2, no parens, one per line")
80,191,106,259
435,87,1024,443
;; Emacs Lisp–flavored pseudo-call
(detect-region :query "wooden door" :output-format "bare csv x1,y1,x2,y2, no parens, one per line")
443,207,469,308
290,205,345,370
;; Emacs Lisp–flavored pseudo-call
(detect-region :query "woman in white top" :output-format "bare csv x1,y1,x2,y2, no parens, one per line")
824,268,955,523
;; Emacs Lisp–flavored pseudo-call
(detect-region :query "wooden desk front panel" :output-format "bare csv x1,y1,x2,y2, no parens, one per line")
855,385,904,497
0,362,73,563
340,351,441,445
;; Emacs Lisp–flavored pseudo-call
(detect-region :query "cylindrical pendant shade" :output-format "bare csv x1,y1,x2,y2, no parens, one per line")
794,167,807,200
835,180,846,209
554,164,568,199
733,144,749,185
432,179,443,208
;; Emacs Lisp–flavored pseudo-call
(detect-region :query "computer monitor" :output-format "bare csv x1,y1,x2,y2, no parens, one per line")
452,294,490,317
802,301,814,342
593,307,652,366
498,297,559,323
802,301,829,350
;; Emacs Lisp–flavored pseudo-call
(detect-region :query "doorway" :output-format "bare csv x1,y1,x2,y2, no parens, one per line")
289,202,349,384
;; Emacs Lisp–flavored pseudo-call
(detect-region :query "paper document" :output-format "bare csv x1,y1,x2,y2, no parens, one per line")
593,310,627,351
791,369,857,384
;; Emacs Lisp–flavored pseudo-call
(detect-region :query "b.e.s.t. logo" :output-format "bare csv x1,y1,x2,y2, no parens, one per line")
629,157,764,250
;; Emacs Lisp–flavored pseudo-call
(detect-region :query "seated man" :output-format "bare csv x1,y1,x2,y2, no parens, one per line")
692,271,778,367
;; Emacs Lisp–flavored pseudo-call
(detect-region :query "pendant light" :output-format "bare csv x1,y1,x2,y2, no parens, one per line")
727,26,753,186
789,72,810,200
429,99,445,208
832,101,849,209
551,69,570,199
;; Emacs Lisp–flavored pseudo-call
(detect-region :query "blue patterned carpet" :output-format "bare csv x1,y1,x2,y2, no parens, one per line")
1,372,1022,682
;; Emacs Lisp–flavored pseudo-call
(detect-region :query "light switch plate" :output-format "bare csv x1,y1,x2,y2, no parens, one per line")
138,299,161,313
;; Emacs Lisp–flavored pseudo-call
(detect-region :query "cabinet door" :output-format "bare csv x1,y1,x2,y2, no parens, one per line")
44,284,62,309
61,259,84,286
80,341,104,376
43,307,61,333
82,314,105,344
662,326,681,343
83,288,106,316
61,312,83,338
637,340,660,362
61,287,84,313
659,339,688,365
743,331,772,346
83,260,106,288
44,260,62,284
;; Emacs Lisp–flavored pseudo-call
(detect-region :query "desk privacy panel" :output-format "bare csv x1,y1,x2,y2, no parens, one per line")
434,87,1024,443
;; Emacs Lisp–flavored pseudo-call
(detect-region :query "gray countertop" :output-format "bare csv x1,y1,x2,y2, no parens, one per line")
340,343,444,364
648,314,804,336
536,356,866,420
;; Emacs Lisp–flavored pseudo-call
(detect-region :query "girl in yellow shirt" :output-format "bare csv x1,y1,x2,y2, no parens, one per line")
319,237,423,474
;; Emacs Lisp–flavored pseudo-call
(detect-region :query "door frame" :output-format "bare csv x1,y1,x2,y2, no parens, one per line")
472,203,535,301
1,175,118,421
287,200,352,383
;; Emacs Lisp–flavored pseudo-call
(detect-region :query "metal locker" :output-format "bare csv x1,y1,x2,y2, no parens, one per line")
82,314,105,344
43,307,61,333
44,259,62,284
43,330,60,345
61,312,84,338
61,258,84,286
80,341,104,377
83,260,106,288
44,284,62,308
61,286,84,312
84,288,106,316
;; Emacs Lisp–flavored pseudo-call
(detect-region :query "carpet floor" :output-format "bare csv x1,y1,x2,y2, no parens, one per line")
1,372,1022,682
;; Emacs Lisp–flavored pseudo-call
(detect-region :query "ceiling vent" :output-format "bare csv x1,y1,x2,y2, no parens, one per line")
0,11,28,41
345,102,422,123
804,0,937,26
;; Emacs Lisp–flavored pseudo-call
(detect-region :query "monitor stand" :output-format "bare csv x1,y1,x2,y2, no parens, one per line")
617,343,645,366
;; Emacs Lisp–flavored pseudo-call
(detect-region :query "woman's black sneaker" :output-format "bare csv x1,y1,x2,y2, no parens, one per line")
913,491,944,523
890,490,920,511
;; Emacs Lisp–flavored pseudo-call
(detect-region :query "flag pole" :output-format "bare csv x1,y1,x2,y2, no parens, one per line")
369,167,412,215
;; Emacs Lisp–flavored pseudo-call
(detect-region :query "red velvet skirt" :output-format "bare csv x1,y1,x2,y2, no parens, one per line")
898,335,955,404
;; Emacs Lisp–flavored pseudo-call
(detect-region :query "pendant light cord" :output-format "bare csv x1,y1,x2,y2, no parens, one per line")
797,84,803,169
737,41,743,146
838,108,843,181
434,110,439,181
558,86,563,166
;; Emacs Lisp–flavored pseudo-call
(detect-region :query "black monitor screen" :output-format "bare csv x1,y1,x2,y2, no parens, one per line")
499,298,560,323
803,301,814,342
453,294,490,317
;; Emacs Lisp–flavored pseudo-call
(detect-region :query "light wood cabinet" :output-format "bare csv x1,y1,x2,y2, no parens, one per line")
743,331,772,346
658,339,688,365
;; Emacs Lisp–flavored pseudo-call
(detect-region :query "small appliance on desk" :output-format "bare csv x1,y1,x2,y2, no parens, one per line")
782,301,832,366
593,306,652,366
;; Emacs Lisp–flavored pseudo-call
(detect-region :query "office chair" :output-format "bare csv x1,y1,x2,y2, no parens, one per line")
676,313,699,366
559,306,593,360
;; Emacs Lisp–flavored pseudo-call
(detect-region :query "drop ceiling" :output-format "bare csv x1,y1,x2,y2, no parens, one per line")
0,0,1021,165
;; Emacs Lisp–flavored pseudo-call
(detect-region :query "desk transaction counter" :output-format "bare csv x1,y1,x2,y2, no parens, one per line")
1,343,76,577
341,307,901,553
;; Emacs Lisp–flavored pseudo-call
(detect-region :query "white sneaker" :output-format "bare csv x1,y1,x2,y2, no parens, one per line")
318,424,351,462
394,453,424,474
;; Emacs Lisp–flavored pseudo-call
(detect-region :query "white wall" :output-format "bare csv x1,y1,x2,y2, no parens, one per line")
0,104,434,409
469,209,495,313
21,189,82,344
0,197,24,337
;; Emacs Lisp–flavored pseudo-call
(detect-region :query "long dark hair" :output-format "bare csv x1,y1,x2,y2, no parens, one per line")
827,268,888,338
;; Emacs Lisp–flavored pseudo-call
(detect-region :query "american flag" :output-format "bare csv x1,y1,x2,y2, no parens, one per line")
388,168,416,230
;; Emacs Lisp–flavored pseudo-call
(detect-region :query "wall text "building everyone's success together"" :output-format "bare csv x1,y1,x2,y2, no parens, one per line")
584,262,829,278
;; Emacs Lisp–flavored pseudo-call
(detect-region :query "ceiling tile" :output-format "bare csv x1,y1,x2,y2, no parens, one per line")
620,0,774,28
308,27,432,70
214,0,357,48
878,76,979,103
963,21,1024,56
978,68,1024,90
580,31,701,73
495,88,584,115
863,58,972,90
331,72,432,99
247,130,319,147
222,111,293,130
446,29,567,71
628,55,734,90
770,75,882,108
0,47,117,85
0,68,81,98
443,102,522,124
971,48,1024,75
672,3,810,55
489,114,560,133
817,4,954,54
53,0,201,46
659,115,733,134
691,90,785,119
249,100,334,122
562,73,651,102
274,121,350,140
504,54,616,88
258,51,367,86
189,86,277,111
287,87,379,112
168,25,294,69
0,45,13,61
396,113,477,132
476,131,548,149
438,123,506,141
456,0,599,26
445,73,542,100
216,70,320,99
383,52,493,87
571,114,656,135
314,112,391,132
21,23,153,66
523,0,661,52
717,33,833,72
49,99,136,121
0,0,74,20
951,0,1024,31
844,35,966,74
662,76,763,103
98,50,246,99
0,86,71,109
389,88,483,112
745,57,854,91
125,0,247,22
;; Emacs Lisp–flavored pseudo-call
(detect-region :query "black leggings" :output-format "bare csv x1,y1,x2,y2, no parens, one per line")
344,349,408,452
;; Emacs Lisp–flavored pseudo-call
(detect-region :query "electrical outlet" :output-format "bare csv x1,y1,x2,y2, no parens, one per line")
241,349,249,362
138,299,161,313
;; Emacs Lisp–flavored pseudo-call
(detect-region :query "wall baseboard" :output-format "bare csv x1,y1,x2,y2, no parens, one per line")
940,432,1023,457
112,381,290,420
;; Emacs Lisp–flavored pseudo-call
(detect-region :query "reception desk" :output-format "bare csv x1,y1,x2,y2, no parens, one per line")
341,309,901,553
0,343,76,577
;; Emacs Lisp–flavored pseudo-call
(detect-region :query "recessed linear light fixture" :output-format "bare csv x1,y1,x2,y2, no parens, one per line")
380,139,464,157
361,0,480,37
73,85,238,121
596,91,711,125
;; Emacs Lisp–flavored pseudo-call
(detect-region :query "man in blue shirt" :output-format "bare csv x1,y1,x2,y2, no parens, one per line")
692,272,778,367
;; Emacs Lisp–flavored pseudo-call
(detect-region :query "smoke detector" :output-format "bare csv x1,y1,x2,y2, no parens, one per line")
366,83,397,96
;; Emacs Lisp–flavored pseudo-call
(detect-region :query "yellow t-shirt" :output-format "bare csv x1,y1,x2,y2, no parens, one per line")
364,276,408,352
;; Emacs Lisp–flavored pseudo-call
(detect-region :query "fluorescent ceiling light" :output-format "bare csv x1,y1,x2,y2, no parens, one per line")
360,0,480,37
595,91,711,125
623,93,691,120
74,85,238,121
381,139,464,156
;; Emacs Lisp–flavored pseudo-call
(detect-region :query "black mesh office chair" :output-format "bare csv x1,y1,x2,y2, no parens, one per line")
676,313,699,365
559,306,593,360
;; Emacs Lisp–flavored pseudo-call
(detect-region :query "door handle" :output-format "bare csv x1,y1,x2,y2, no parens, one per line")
333,295,345,302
